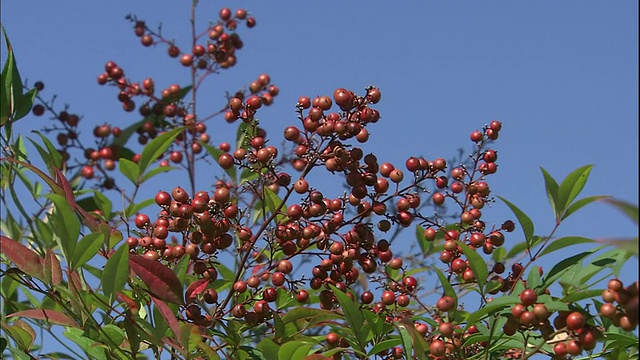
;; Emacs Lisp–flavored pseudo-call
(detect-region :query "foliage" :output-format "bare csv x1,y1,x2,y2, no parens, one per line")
1,5,638,360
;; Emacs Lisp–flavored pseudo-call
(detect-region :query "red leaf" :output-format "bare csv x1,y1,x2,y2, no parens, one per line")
8,309,77,327
129,255,184,305
0,236,44,280
53,167,101,232
185,278,209,303
152,296,184,349
117,292,139,312
44,249,62,286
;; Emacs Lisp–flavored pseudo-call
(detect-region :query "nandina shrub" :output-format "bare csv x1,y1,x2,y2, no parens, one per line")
1,4,638,360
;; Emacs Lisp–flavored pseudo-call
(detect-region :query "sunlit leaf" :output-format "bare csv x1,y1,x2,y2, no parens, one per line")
540,167,560,219
561,195,610,221
541,250,596,289
464,295,519,331
557,165,593,216
138,127,183,176
498,196,534,245
539,236,595,257
102,245,129,304
456,240,488,290
118,158,140,184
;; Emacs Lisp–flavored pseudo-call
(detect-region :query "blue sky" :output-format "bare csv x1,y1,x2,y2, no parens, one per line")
2,1,638,357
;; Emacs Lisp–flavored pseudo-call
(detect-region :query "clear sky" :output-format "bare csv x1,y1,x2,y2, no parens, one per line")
2,1,638,357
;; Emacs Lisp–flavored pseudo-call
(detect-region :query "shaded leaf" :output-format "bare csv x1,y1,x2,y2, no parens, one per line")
129,254,184,305
185,278,209,303
7,309,77,327
0,235,44,280
151,296,183,349
44,249,62,286
72,232,105,270
368,338,402,356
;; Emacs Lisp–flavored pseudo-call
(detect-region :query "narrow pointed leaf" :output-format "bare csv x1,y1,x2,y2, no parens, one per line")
14,88,37,120
8,309,77,327
498,196,533,244
561,195,611,221
433,266,457,306
102,245,129,304
118,158,140,184
72,232,105,270
539,236,595,257
129,254,184,305
464,294,519,330
44,249,62,286
557,165,593,215
0,235,44,280
184,278,209,303
456,240,488,290
541,250,596,289
151,296,183,348
140,165,176,183
203,142,237,180
540,167,560,220
138,127,183,176
329,285,365,349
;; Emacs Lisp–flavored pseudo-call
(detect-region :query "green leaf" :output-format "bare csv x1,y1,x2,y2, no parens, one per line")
47,194,81,259
464,295,519,331
368,338,402,356
540,167,560,220
72,232,105,270
64,328,107,360
278,340,313,360
138,127,183,176
557,165,593,217
562,195,610,221
539,236,595,257
456,240,488,290
396,323,413,358
329,285,366,349
101,245,129,304
594,237,639,257
541,250,596,289
140,165,176,183
433,266,457,305
14,88,37,120
264,186,285,223
118,158,140,184
526,265,542,290
257,338,280,359
498,196,534,245
161,85,192,103
29,132,63,172
202,142,237,181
